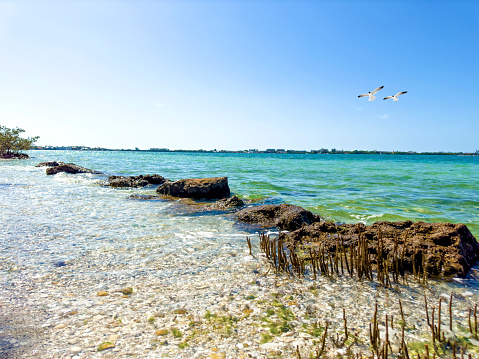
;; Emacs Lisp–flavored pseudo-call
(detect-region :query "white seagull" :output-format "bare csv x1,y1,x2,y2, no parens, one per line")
383,91,407,101
358,86,384,101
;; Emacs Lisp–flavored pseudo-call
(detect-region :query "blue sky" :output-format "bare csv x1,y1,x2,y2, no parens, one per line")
0,1,477,151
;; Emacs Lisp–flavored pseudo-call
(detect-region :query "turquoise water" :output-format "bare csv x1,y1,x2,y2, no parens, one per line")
17,150,479,238
1,150,478,271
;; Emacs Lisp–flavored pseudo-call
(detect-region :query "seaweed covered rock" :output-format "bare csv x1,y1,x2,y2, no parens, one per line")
108,174,168,188
156,177,230,199
45,163,102,175
280,220,479,277
235,203,321,231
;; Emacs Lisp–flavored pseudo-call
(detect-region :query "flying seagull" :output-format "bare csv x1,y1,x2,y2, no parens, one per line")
383,91,407,101
358,86,384,101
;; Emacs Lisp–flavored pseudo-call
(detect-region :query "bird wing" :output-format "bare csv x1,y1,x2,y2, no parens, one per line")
358,94,369,98
371,86,384,95
383,96,393,100
395,91,407,97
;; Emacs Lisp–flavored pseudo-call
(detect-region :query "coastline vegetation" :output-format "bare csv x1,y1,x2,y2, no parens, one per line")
0,125,39,158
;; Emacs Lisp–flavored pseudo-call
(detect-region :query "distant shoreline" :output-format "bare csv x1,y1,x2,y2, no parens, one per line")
30,147,479,156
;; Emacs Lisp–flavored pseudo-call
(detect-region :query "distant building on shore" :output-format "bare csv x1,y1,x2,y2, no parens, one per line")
29,146,476,156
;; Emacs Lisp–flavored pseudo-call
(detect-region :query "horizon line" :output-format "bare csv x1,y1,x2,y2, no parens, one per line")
30,146,479,155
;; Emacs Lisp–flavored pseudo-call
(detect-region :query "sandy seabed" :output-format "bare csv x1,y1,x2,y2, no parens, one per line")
1,233,478,359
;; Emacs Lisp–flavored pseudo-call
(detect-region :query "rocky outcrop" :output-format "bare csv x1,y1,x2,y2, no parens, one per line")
280,220,479,277
45,163,102,175
36,161,65,167
108,175,168,188
1,153,29,159
235,203,322,231
156,177,230,199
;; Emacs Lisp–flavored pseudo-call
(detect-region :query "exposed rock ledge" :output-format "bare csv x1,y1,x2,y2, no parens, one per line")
44,163,102,175
108,175,168,188
235,203,322,231
279,220,479,277
156,177,230,199
36,161,65,167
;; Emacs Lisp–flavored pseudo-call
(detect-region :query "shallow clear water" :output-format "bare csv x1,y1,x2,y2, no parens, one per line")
1,150,478,286
15,151,479,231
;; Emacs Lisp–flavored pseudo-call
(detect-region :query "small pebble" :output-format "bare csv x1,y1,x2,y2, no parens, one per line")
70,346,82,354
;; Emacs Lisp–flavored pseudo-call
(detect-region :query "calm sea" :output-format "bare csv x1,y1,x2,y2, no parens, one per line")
1,150,478,275
14,151,479,233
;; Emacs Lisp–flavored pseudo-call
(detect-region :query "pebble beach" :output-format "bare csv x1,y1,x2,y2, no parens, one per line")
2,231,479,359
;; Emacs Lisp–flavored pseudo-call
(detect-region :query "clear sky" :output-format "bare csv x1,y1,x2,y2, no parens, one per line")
0,1,478,152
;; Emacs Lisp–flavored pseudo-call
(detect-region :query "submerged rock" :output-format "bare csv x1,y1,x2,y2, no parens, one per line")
156,177,230,199
108,174,168,188
128,194,162,200
280,220,479,277
53,261,68,267
45,163,102,175
235,203,322,231
36,161,65,167
121,287,133,295
210,195,244,210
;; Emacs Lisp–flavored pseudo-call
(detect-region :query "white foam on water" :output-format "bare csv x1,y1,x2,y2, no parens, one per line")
350,213,384,224
174,233,195,239
52,172,100,186
196,231,215,237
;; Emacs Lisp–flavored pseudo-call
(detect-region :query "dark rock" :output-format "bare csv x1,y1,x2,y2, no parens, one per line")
1,153,29,159
36,161,64,167
142,175,167,185
108,174,168,188
45,163,102,175
210,195,244,210
53,261,68,267
280,220,479,277
156,177,230,199
235,203,322,231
